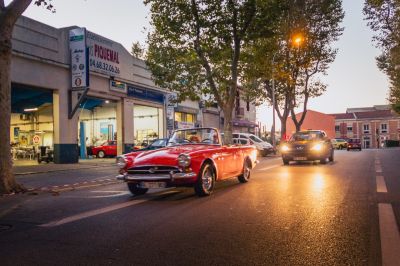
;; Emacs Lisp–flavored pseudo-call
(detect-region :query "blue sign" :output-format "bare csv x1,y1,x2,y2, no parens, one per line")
127,85,164,104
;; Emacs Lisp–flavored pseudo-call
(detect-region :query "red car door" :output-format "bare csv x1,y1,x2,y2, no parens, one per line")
109,141,117,156
221,146,242,178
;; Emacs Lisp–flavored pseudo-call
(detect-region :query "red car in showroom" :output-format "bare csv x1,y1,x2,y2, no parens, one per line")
91,140,117,158
116,128,258,197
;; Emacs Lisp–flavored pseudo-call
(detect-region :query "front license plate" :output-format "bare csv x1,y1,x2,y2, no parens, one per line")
294,157,307,161
140,182,167,189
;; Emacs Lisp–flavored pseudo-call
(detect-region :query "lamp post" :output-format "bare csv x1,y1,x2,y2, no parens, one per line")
271,53,277,149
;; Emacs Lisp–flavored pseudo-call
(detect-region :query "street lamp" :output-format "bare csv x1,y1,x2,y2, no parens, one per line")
270,34,304,148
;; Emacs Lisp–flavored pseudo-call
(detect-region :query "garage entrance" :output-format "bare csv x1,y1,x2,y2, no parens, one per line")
10,84,54,163
78,98,117,158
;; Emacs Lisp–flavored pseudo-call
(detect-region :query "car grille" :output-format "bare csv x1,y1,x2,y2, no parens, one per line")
127,166,181,175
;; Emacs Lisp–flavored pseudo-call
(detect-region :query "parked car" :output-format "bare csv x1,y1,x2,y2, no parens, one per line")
116,128,258,197
331,138,348,149
133,138,168,152
347,138,362,151
92,140,117,158
232,133,275,156
280,130,334,165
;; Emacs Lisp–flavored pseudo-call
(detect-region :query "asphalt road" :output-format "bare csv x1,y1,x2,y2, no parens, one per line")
0,149,399,265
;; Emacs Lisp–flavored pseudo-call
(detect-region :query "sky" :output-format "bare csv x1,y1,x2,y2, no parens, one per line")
13,0,390,131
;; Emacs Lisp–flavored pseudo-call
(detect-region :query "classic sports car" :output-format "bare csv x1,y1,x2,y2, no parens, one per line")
116,128,258,197
280,130,334,165
91,140,117,158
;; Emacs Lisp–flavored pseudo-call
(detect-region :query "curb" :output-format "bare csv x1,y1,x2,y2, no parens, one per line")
14,164,115,176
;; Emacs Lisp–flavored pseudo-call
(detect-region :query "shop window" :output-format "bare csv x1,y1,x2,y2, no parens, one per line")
335,125,340,132
380,123,387,133
347,125,352,132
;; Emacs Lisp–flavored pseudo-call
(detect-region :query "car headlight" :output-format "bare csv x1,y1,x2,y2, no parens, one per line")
116,156,127,169
311,143,323,151
281,145,290,152
177,154,191,168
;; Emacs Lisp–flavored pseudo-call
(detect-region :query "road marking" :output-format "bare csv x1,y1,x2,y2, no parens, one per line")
40,199,148,227
88,190,130,198
256,164,280,171
376,176,388,193
378,204,400,266
375,166,382,173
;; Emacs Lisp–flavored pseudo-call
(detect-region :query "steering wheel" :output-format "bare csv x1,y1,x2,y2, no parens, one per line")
201,138,212,143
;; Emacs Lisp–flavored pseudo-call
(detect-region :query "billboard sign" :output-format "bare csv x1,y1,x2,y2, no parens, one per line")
69,28,89,88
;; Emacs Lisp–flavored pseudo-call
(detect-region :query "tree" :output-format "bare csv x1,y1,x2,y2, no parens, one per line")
131,41,145,59
243,0,343,137
0,0,53,195
364,0,400,114
144,0,280,143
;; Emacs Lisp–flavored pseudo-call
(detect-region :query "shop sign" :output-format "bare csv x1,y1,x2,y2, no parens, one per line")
166,106,175,130
69,28,89,88
166,93,178,107
110,80,127,93
87,31,121,77
32,135,41,145
127,86,164,104
177,121,195,129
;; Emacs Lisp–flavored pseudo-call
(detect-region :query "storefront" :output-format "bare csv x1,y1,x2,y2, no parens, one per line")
78,98,117,157
134,104,164,146
174,105,198,129
10,84,54,160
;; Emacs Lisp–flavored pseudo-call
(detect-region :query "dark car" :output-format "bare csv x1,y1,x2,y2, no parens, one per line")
133,138,168,152
280,130,334,165
347,138,362,151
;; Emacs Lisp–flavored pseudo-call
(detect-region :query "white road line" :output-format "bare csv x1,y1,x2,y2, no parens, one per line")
378,204,400,266
376,176,388,193
40,199,147,227
376,166,383,173
256,164,281,171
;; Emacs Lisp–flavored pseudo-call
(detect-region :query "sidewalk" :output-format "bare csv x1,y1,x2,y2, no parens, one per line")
13,158,116,175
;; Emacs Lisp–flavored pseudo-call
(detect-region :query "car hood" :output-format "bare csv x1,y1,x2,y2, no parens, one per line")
130,144,213,166
286,140,321,147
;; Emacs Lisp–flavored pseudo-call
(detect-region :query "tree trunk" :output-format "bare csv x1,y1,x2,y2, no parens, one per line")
222,104,234,145
0,27,23,194
280,116,288,141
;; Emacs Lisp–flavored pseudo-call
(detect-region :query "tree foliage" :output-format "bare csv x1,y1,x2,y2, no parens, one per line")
243,0,344,136
144,0,280,142
364,0,400,113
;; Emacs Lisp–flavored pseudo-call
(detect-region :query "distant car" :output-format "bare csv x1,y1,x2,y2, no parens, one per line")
133,138,168,152
280,130,334,165
347,138,362,151
92,140,117,158
232,133,275,156
331,138,348,149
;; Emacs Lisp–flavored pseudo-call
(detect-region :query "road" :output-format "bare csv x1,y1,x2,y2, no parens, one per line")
0,149,399,265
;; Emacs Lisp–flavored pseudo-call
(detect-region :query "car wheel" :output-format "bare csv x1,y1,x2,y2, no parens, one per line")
320,158,327,164
97,150,105,158
194,163,215,197
127,183,148,196
283,159,290,165
238,159,251,183
329,151,334,162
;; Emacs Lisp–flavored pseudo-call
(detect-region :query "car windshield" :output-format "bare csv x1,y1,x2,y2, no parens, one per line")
249,135,263,143
150,139,167,147
290,132,323,141
168,128,220,146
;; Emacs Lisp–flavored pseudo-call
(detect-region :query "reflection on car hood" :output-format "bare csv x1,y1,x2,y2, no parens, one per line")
131,144,213,166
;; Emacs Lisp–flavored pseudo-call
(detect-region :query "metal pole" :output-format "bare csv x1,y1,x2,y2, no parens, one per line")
271,78,276,148
271,53,276,149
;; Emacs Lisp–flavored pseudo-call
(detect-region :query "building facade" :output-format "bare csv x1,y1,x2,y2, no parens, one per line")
10,16,257,164
332,105,400,149
286,110,336,138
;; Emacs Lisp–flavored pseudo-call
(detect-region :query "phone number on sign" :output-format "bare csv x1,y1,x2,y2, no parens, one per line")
89,59,120,75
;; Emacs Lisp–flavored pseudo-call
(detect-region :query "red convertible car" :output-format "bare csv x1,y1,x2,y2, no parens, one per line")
116,128,258,197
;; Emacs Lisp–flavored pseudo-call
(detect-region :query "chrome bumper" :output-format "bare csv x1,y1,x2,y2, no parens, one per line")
116,172,197,182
